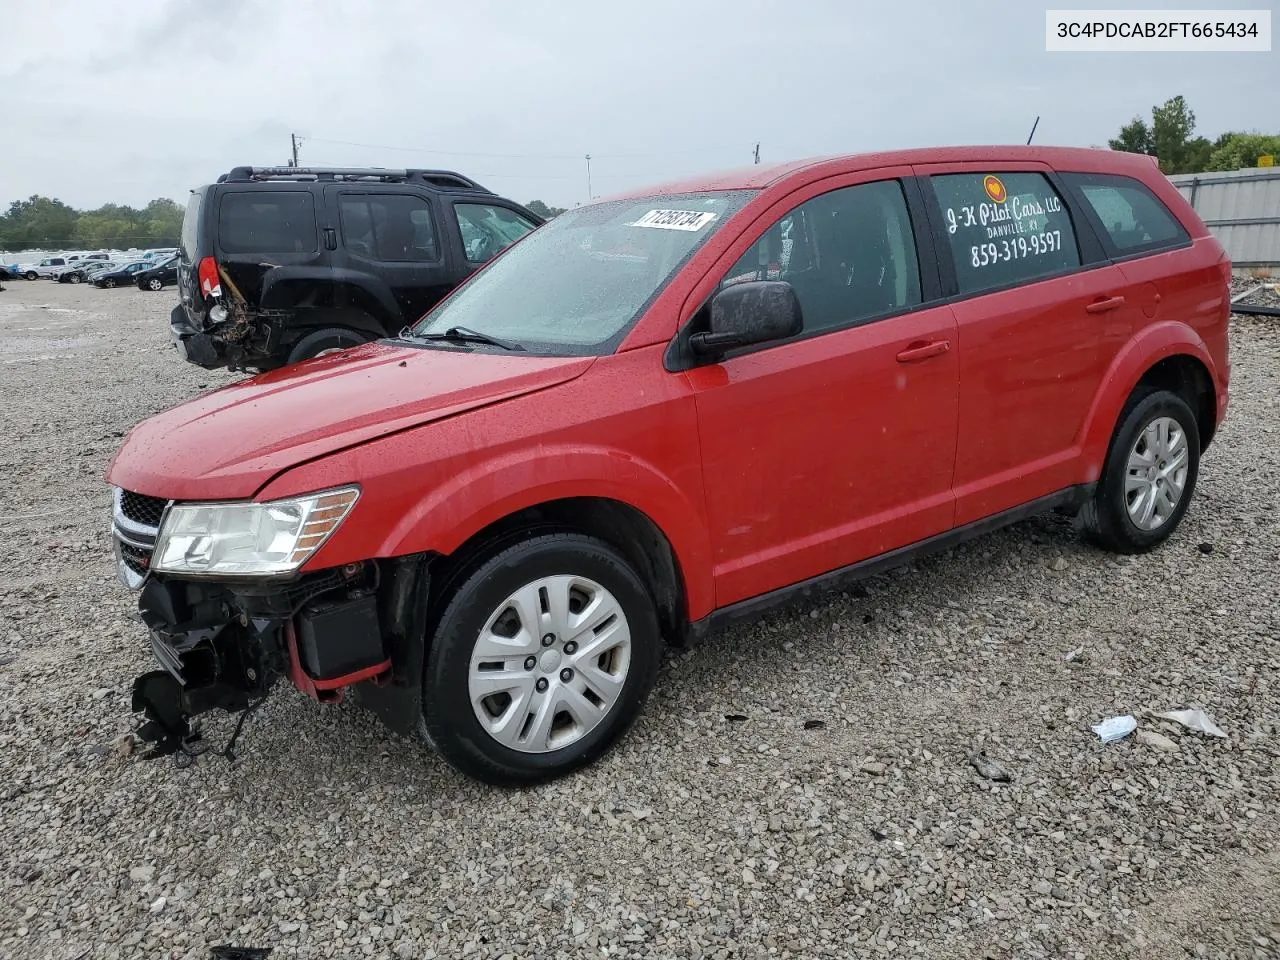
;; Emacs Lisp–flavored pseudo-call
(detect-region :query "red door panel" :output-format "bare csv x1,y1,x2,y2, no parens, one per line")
949,265,1142,525
688,303,958,607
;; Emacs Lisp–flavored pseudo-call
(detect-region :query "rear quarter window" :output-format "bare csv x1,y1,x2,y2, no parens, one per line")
1060,172,1190,256
181,191,203,259
929,171,1080,296
217,191,318,254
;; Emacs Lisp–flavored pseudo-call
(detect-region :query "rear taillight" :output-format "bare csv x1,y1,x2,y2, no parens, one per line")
197,257,222,299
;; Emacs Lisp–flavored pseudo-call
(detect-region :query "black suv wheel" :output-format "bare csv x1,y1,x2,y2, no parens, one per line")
285,327,372,364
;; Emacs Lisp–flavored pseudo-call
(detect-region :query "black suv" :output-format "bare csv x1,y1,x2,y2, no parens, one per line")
171,166,545,371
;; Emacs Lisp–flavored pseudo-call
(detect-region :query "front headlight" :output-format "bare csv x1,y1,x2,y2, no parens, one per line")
151,486,359,577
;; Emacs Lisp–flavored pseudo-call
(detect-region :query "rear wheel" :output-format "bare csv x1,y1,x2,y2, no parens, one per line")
421,533,662,785
285,326,372,364
1080,388,1200,554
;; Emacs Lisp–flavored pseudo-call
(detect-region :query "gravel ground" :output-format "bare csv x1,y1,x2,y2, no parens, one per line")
0,279,1277,960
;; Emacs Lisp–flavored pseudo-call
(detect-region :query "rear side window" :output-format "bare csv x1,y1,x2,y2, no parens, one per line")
218,192,318,254
1063,173,1189,255
930,172,1080,296
340,194,439,262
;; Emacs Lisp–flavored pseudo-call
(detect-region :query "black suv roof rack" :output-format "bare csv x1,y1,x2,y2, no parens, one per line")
217,166,492,193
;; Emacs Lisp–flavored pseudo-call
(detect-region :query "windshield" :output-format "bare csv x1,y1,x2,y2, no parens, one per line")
411,190,756,354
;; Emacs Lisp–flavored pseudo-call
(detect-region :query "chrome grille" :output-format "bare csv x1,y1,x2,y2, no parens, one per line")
120,490,168,527
111,487,169,590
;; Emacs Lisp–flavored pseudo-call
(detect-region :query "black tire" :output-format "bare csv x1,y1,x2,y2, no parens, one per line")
421,533,663,786
146,277,164,291
1080,388,1200,554
285,326,371,364
103,278,117,288
24,271,37,281
69,273,83,284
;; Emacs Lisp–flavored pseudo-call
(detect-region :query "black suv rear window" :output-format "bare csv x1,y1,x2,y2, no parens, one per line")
218,192,318,254
1062,173,1190,256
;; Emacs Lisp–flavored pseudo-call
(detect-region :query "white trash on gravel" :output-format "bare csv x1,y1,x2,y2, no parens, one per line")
1090,715,1138,742
1157,708,1228,738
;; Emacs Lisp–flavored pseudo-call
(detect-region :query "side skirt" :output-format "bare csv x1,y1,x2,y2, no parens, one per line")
688,484,1093,641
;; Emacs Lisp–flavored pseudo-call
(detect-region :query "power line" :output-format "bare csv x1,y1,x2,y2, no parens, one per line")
303,136,754,162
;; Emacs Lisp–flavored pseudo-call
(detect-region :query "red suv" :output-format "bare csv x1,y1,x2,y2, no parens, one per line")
107,146,1232,784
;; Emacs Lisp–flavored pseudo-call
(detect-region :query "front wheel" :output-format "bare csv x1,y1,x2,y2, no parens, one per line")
421,533,662,785
24,271,37,281
1080,388,1201,554
69,273,83,284
147,277,164,291
103,278,117,288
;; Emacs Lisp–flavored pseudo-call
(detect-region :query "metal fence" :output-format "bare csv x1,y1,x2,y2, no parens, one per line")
1168,168,1280,274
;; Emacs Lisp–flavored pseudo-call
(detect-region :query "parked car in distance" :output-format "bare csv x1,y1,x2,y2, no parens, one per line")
169,165,544,372
19,256,68,279
136,257,178,291
92,261,151,287
55,260,123,283
108,145,1232,785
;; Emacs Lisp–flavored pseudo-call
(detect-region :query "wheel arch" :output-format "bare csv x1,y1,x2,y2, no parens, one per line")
1078,322,1219,478
424,496,691,647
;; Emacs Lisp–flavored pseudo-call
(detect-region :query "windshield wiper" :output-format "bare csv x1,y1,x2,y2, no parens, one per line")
402,325,525,351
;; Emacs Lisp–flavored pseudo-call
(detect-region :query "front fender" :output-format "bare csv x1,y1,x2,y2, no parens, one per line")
379,444,715,619
270,437,716,622
1077,320,1217,476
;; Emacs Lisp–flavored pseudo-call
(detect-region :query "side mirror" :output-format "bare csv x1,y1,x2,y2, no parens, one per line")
690,280,802,359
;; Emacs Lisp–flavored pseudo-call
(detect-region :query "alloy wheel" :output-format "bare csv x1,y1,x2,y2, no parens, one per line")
1124,415,1188,531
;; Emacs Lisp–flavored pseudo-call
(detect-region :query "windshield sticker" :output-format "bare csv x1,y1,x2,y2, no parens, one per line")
630,209,718,231
983,175,1007,203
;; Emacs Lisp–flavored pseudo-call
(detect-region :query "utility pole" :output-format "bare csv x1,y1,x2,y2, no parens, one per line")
291,133,300,167
585,154,593,202
753,143,760,165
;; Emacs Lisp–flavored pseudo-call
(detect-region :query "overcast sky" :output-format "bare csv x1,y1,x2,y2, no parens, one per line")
2,0,1271,211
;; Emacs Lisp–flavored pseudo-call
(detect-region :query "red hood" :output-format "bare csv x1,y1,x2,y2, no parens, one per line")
106,342,593,500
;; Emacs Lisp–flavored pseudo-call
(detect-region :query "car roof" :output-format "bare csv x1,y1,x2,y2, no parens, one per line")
604,145,1158,200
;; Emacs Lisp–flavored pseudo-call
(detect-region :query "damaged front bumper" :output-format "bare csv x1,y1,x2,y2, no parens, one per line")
111,490,430,765
129,567,393,763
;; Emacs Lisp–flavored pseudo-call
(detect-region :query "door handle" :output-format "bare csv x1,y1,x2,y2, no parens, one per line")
895,339,951,363
322,227,337,251
1085,295,1125,314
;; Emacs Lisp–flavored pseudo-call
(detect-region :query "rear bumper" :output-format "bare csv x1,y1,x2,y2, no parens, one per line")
169,304,225,368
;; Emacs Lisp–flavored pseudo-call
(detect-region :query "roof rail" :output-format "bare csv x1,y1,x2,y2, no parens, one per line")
218,166,491,192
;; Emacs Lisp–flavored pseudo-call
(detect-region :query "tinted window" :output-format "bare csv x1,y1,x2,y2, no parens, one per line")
721,180,921,333
454,203,537,263
1067,174,1189,254
340,194,438,262
181,191,202,259
218,192,317,254
930,172,1080,295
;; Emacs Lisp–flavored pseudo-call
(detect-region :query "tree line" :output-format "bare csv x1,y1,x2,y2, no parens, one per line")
1109,95,1279,175
0,196,186,253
